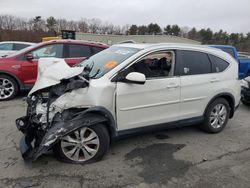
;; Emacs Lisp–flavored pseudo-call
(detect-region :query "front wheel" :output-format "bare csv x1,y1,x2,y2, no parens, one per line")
201,98,230,133
53,124,110,164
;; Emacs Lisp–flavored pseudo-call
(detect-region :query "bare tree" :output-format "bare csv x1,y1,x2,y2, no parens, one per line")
56,18,67,32
121,24,130,35
0,15,16,30
88,18,101,34
46,16,57,33
31,16,46,31
180,26,190,38
78,18,88,33
67,20,78,31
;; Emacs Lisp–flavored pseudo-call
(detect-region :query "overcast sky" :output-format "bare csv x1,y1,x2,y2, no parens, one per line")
1,0,250,33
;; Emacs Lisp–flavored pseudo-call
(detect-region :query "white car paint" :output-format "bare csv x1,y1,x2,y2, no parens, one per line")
31,43,241,132
0,41,35,57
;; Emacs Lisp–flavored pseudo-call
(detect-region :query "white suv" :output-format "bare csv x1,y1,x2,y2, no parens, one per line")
16,43,241,164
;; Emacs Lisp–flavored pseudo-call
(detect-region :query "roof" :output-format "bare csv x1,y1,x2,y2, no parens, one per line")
114,42,219,51
112,42,232,59
42,39,108,47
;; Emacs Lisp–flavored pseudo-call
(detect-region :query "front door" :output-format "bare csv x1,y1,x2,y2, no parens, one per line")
116,51,181,130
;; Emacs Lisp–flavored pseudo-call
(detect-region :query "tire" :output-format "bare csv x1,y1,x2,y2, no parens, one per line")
53,124,110,164
0,74,19,101
201,98,230,133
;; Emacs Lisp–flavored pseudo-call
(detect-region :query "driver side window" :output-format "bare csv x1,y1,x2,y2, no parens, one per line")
31,44,63,59
125,51,175,79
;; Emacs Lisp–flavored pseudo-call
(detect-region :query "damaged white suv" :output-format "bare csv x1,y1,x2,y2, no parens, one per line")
16,43,241,164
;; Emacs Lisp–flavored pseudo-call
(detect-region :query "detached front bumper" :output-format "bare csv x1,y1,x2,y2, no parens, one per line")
19,135,35,160
16,112,108,162
16,116,36,161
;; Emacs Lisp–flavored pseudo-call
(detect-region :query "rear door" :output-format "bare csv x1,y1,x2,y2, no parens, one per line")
178,50,219,119
64,44,92,66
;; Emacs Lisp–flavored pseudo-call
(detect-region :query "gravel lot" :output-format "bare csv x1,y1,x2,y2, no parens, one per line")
0,94,250,188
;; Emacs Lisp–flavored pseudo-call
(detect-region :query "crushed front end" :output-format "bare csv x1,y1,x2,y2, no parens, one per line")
15,58,99,161
16,76,90,161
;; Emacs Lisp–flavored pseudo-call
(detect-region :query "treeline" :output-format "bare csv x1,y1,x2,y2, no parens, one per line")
0,15,249,51
128,24,250,52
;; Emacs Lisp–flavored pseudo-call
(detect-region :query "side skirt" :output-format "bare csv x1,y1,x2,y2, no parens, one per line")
114,116,204,140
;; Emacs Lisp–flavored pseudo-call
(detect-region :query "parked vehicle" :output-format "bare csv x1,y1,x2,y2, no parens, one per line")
209,45,250,79
16,43,241,164
241,76,250,105
0,41,35,57
0,40,108,100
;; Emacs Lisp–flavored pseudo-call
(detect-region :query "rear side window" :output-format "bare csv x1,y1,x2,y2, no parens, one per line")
69,44,91,58
180,51,212,76
209,54,229,73
14,43,30,50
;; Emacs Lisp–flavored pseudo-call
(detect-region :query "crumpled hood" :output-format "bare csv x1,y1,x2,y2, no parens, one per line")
29,58,84,95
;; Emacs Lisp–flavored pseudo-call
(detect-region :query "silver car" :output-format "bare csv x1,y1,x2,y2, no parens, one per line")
0,41,35,57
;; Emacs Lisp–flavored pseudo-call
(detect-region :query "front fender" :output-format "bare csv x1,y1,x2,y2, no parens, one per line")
20,112,108,161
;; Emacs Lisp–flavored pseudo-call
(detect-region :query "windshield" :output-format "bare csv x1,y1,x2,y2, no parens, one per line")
6,43,38,57
77,46,141,78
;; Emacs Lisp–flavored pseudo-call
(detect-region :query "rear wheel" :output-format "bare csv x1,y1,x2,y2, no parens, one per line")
53,124,110,164
0,74,19,101
201,98,230,133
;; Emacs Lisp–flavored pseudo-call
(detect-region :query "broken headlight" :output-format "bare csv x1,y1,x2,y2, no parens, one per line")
41,92,49,98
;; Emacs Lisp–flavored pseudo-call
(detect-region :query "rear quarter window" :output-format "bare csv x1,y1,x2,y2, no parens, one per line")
209,54,229,73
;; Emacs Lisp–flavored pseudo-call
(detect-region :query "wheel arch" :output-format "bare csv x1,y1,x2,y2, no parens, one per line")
204,93,235,119
82,106,117,139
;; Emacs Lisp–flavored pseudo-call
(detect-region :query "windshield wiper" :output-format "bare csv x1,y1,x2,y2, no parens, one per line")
90,68,101,79
81,61,95,80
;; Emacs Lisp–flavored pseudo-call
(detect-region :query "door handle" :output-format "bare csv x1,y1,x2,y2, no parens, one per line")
210,78,219,83
167,83,179,89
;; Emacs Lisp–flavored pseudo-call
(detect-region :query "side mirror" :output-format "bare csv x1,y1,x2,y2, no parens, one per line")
125,72,146,85
26,54,34,61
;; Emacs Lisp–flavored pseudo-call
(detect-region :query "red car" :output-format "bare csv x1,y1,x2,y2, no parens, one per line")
0,40,108,100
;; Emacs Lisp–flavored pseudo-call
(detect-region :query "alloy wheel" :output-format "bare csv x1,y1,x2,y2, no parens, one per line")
0,78,15,100
61,127,100,162
210,103,227,129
